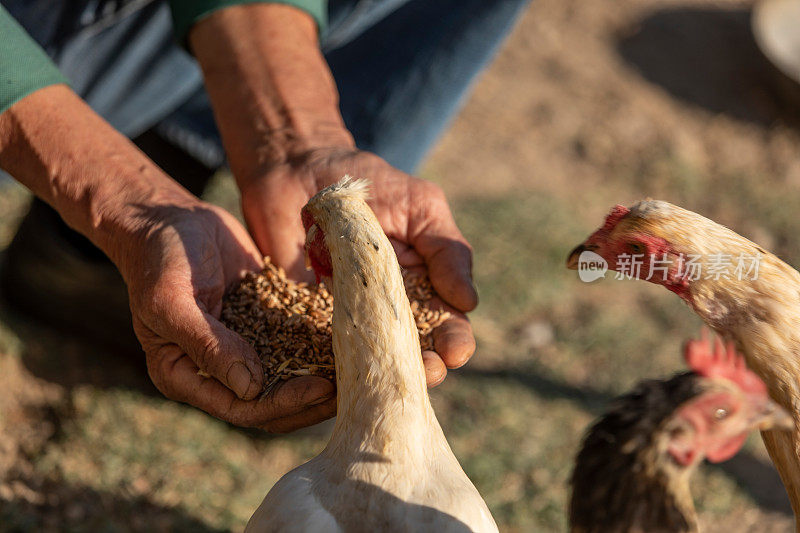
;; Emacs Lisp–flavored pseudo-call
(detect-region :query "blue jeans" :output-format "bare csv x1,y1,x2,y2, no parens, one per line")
4,0,529,174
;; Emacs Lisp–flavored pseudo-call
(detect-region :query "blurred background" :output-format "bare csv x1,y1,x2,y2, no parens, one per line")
3,0,800,530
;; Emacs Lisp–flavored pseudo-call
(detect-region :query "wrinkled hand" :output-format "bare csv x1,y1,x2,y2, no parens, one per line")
239,148,478,386
118,197,336,432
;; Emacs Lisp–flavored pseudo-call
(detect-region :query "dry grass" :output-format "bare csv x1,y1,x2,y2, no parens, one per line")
221,257,449,386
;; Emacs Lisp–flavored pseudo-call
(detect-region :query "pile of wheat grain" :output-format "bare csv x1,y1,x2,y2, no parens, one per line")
221,257,450,387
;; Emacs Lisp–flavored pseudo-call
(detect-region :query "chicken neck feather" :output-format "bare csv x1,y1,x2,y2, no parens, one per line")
305,181,441,467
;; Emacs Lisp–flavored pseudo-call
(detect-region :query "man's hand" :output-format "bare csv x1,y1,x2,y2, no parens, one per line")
239,147,478,386
0,85,335,432
121,200,336,431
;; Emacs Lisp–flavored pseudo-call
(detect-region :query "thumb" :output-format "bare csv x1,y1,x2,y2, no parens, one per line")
162,294,264,399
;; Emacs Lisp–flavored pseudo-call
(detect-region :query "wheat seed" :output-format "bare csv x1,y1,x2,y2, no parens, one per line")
221,257,450,385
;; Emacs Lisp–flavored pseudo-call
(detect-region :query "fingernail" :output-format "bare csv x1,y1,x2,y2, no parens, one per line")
227,362,254,399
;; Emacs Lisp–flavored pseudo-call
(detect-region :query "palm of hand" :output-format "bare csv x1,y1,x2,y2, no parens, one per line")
125,202,336,432
240,148,477,383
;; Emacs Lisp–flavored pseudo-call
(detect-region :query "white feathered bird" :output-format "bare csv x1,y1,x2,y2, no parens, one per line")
246,178,497,533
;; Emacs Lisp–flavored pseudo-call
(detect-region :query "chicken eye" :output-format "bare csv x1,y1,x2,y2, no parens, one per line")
628,242,645,254
714,407,729,420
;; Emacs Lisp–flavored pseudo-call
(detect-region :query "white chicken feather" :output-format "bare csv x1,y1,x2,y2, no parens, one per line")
246,178,497,533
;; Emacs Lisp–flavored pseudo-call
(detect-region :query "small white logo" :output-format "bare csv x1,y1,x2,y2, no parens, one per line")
578,251,608,283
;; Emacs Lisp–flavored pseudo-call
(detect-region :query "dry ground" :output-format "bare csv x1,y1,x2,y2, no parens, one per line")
3,0,800,531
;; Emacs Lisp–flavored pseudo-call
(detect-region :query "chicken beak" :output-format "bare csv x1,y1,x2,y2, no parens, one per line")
753,398,794,432
567,244,587,270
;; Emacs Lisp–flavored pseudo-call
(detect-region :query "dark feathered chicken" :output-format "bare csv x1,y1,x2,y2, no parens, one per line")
570,333,792,533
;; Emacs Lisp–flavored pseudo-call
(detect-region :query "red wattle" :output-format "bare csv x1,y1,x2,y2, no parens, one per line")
302,208,333,282
307,226,333,282
301,208,315,232
706,433,748,463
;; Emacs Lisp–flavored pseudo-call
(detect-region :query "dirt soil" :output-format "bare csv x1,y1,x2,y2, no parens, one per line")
3,0,800,531
432,0,800,225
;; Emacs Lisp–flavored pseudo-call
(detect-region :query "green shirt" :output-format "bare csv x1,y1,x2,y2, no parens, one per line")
169,0,326,44
0,1,327,114
0,5,68,113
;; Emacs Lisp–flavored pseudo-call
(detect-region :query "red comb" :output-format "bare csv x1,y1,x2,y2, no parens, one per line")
601,205,631,232
684,329,766,395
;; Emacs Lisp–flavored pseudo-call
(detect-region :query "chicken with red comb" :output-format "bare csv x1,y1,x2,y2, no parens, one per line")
571,332,792,533
684,330,767,398
568,199,800,528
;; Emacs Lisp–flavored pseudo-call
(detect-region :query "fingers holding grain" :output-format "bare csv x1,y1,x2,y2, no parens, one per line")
265,375,336,413
152,293,264,400
428,301,475,369
147,342,335,428
404,266,475,369
221,257,459,385
260,378,338,432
